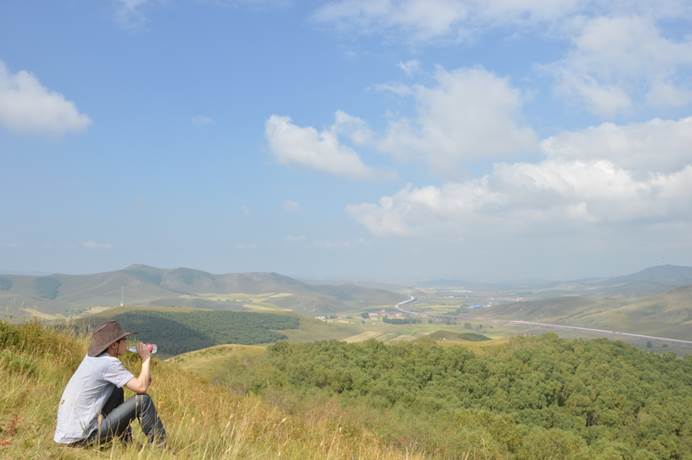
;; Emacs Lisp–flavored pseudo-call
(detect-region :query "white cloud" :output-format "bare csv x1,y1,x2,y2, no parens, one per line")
285,234,307,241
216,0,291,7
0,61,91,135
542,116,692,175
115,0,151,29
351,114,692,237
379,67,537,170
114,0,290,29
332,110,374,146
555,73,632,117
192,115,214,126
551,16,692,115
349,160,692,237
81,240,113,250
399,59,420,76
314,0,469,41
372,82,414,97
278,67,535,175
647,80,692,108
265,113,379,179
313,1,692,42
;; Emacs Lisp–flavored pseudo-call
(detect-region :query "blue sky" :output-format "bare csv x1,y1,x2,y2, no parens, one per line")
1,0,692,281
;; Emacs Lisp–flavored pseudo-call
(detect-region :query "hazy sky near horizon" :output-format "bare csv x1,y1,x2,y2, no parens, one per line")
1,0,692,281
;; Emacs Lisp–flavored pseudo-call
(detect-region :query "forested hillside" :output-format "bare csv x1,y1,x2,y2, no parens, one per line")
61,310,299,357
203,335,692,459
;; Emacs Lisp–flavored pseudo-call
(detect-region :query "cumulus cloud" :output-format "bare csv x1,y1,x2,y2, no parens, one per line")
542,117,692,175
350,114,692,237
332,110,374,146
272,67,535,176
0,61,91,135
349,160,692,237
379,67,537,170
265,113,380,179
551,16,692,115
646,80,692,108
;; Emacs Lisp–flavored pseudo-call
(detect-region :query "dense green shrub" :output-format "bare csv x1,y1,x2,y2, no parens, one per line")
231,335,692,459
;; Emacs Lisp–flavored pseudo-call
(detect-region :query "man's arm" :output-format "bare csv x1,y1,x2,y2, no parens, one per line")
125,342,152,394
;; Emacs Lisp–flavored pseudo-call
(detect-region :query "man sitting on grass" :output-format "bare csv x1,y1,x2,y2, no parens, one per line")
54,320,166,447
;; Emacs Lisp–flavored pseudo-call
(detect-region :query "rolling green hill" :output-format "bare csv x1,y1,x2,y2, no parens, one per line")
475,286,692,339
567,264,692,297
0,264,402,318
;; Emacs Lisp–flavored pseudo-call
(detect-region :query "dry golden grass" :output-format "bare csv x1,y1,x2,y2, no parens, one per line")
0,321,428,460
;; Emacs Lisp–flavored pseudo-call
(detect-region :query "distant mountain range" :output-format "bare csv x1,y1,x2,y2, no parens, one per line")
3,264,691,337
0,264,403,317
594,265,692,294
423,264,692,296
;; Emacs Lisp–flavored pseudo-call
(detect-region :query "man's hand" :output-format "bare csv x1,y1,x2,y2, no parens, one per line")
126,343,153,394
136,342,151,361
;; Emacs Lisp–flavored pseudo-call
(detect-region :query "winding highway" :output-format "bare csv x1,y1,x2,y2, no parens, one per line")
390,297,691,346
394,296,418,315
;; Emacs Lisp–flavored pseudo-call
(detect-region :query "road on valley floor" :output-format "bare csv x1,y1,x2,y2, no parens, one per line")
510,320,692,345
394,296,418,315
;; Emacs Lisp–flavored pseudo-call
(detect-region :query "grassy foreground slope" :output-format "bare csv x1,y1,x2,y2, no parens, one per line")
0,321,424,459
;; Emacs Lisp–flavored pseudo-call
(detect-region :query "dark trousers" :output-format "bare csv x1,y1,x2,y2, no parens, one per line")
80,386,166,446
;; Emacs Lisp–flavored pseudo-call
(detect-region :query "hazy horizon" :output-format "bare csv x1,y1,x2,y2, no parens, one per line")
2,1,692,282
2,261,692,286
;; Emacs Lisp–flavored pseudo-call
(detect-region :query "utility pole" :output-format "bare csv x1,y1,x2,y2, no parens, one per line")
120,285,125,307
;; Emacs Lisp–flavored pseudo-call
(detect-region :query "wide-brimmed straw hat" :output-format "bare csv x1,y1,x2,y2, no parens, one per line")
88,320,136,357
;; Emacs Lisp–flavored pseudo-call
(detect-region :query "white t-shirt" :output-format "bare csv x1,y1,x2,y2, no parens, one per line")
54,353,135,444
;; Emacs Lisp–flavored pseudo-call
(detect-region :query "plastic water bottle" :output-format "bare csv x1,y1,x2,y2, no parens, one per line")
127,343,158,354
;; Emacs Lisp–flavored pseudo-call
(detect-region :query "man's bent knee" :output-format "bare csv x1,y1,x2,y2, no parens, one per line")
135,393,153,407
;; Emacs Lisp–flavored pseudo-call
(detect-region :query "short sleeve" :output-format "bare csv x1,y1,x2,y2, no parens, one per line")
103,359,135,388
